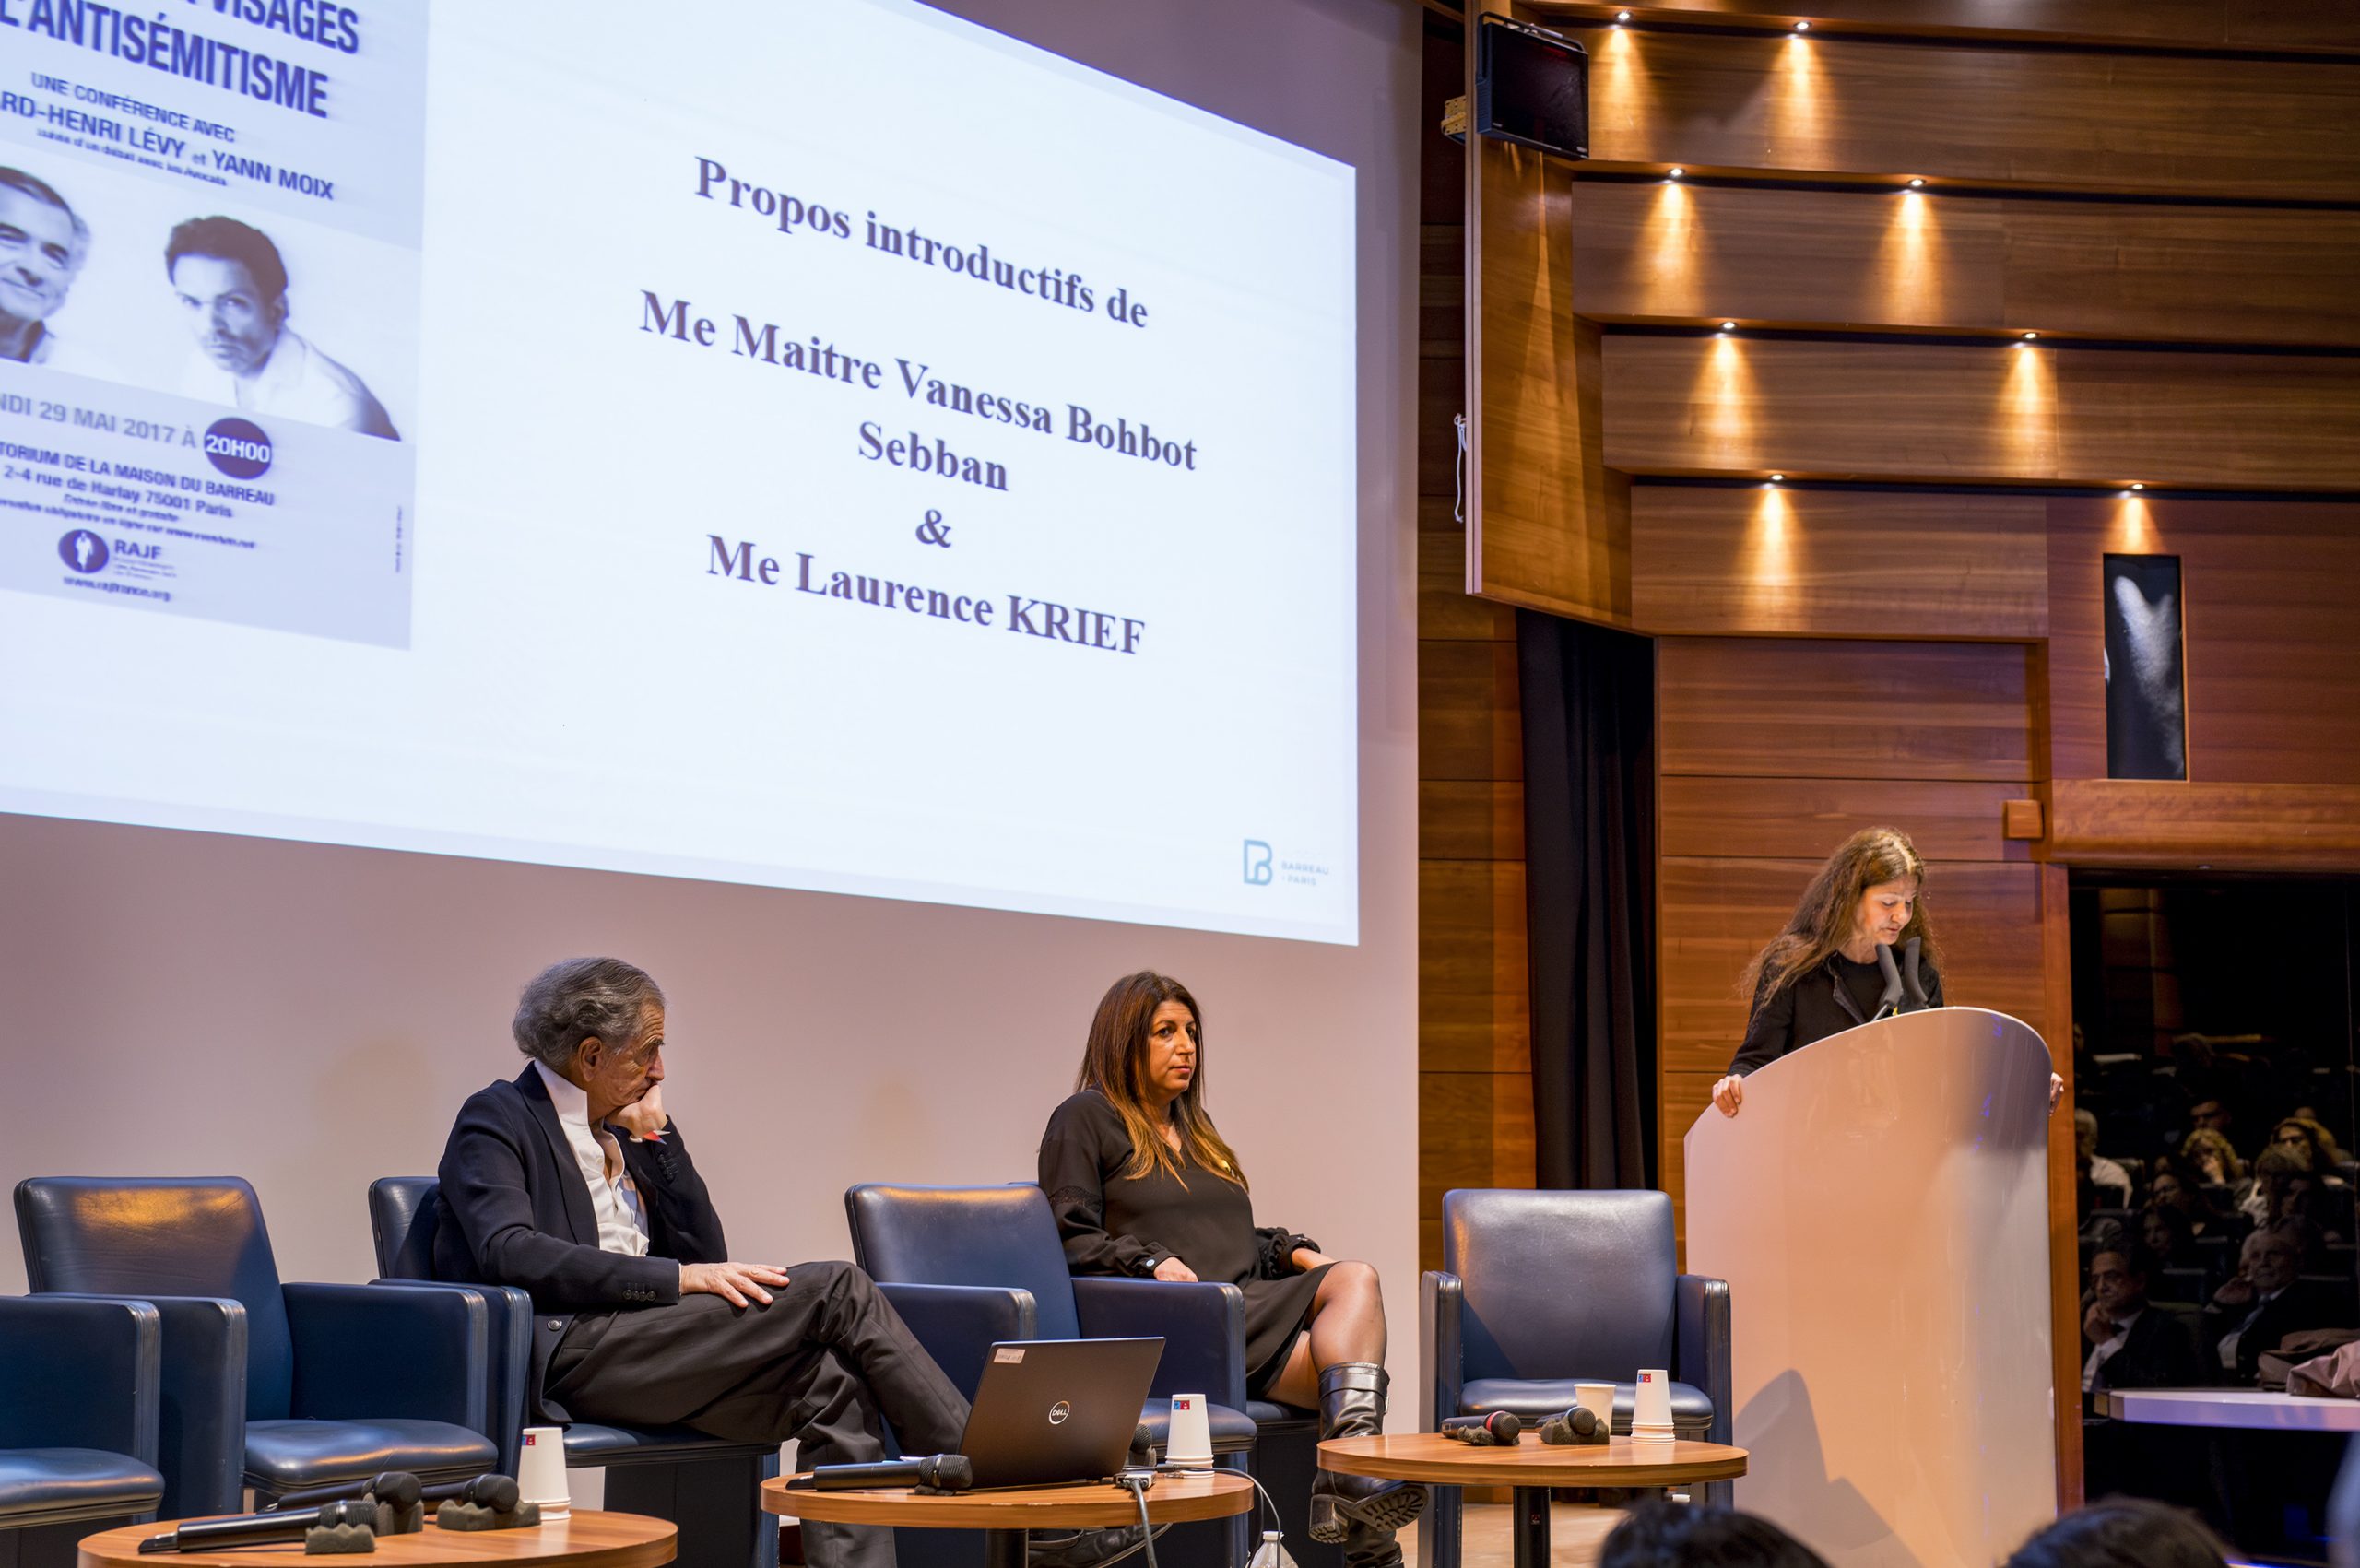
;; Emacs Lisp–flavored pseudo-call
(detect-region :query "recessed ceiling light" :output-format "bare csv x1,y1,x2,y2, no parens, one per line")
2022,331,2039,341
2130,482,2144,490
1720,321,1736,333
1667,166,1685,180
1615,9,1632,19
1794,19,1811,29
1769,473,1785,482
1906,177,1925,189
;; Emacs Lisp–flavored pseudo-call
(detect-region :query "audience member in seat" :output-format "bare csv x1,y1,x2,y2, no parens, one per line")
2270,1116,2350,1186
1597,1500,1829,1568
2202,1222,2340,1385
1039,971,1422,1568
432,957,969,1568
2147,1164,2232,1242
2078,1111,2136,1210
2001,1499,2227,1568
2083,1248,2201,1398
2139,1204,2206,1280
2244,1146,2317,1229
2181,1128,2250,1215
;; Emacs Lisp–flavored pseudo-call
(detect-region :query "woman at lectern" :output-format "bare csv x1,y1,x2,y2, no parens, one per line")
1039,972,1423,1568
1709,827,1946,1117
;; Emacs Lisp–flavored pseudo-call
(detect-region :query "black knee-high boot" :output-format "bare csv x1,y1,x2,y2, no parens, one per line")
1308,1362,1426,1557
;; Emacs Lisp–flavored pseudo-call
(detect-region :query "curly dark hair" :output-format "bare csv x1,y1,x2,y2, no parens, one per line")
512,957,664,1071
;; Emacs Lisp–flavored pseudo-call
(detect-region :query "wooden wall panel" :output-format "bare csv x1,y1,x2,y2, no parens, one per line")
1660,776,2032,863
1422,860,1533,1073
1567,183,2360,349
1658,855,2046,1075
1658,639,2036,782
2047,782,2360,873
1631,488,2047,639
1538,0,2360,53
2046,497,2360,787
1468,132,1632,626
1576,29,2360,200
1604,337,2360,490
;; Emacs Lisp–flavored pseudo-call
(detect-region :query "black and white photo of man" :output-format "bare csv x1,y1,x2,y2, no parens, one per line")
0,167,118,377
168,215,399,440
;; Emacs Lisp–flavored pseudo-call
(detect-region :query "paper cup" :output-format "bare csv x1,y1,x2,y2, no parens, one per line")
519,1425,571,1520
1575,1381,1616,1432
1632,1369,1675,1442
1166,1393,1215,1468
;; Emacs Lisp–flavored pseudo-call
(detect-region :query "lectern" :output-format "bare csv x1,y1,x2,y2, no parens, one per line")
1684,1008,2056,1568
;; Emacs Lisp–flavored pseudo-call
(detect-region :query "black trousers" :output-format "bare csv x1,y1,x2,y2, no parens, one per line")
549,1261,969,1568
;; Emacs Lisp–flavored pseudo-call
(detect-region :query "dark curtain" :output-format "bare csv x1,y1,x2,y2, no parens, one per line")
1516,608,1657,1189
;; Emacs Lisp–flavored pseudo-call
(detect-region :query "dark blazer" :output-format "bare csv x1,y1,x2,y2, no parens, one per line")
433,1067,729,1421
2088,1305,2202,1392
1729,952,1945,1076
2201,1280,2343,1385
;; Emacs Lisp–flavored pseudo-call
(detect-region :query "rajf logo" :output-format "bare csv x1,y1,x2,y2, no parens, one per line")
1242,840,1273,885
58,529,108,572
203,416,273,478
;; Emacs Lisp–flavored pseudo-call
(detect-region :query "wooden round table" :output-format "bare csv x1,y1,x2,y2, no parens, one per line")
1320,1433,1748,1568
762,1469,1252,1568
79,1512,677,1568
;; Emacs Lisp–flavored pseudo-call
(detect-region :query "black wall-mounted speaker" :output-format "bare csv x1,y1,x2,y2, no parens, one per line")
1475,14,1589,160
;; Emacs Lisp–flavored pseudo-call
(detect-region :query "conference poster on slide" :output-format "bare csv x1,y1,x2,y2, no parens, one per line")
0,1,422,647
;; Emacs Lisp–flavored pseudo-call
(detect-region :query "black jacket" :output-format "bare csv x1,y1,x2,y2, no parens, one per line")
2087,1305,2203,1392
432,1067,729,1420
2201,1279,2344,1385
1729,950,1945,1077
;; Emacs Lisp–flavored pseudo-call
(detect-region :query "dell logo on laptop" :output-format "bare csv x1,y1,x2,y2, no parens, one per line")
1047,1401,1071,1425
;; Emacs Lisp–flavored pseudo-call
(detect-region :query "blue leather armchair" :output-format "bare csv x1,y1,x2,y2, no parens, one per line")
1420,1189,1732,1568
845,1183,1330,1568
14,1178,498,1519
0,1296,166,1568
368,1179,777,1568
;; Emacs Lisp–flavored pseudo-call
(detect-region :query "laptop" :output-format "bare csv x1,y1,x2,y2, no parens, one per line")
958,1337,1164,1489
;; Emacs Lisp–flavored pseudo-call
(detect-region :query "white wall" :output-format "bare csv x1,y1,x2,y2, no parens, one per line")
0,0,1423,1391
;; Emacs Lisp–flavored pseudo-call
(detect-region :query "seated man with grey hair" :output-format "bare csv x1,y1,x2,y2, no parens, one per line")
432,957,968,1568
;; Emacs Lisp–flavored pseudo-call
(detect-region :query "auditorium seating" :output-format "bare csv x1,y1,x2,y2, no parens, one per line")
368,1179,779,1568
0,1296,165,1568
13,1178,498,1517
1422,1188,1732,1568
845,1183,1322,1568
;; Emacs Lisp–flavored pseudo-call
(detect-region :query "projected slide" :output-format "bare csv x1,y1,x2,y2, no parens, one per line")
0,1,1360,944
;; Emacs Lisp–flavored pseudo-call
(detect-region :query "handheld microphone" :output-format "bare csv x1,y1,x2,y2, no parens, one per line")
140,1500,379,1554
268,1472,423,1515
799,1455,974,1492
1537,1407,1610,1446
426,1475,521,1512
1440,1412,1521,1445
1871,942,1904,1020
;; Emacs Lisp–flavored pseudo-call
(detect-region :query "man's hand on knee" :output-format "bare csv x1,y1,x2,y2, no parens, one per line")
682,1261,791,1307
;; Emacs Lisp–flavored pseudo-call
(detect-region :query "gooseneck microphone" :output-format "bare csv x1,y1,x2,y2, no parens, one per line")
140,1500,380,1554
1870,942,1904,1021
1440,1412,1521,1445
1899,936,1929,1010
799,1455,974,1492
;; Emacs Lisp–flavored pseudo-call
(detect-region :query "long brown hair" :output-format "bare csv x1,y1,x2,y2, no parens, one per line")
1076,972,1247,1189
1737,827,1943,1002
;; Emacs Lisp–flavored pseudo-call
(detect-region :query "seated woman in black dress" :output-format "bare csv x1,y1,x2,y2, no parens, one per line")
1040,972,1423,1568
